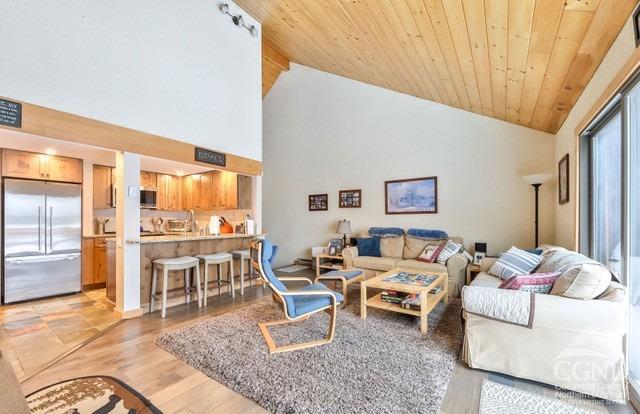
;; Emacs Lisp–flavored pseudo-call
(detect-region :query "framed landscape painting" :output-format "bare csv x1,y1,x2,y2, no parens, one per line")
385,176,438,214
308,193,328,211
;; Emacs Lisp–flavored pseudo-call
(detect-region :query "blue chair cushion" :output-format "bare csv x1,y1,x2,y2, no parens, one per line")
320,269,363,280
290,283,343,318
260,239,296,313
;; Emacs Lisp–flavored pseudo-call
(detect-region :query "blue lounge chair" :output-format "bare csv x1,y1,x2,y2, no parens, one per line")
250,238,343,354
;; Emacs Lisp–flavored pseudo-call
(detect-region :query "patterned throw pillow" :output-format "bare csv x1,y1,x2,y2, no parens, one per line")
417,242,445,263
436,240,462,265
499,272,562,294
489,246,544,280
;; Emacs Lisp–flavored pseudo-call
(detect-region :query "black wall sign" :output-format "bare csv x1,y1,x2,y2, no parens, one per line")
195,147,226,167
0,99,22,128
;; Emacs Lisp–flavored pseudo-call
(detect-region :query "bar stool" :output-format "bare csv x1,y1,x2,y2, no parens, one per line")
232,249,259,292
150,256,201,318
196,252,235,305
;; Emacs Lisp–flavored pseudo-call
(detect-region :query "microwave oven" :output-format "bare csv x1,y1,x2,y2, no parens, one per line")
140,188,157,209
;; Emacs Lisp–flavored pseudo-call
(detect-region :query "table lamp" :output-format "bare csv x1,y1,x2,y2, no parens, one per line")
336,219,352,248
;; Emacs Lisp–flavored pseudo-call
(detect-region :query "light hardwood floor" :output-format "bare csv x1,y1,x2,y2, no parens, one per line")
16,275,638,414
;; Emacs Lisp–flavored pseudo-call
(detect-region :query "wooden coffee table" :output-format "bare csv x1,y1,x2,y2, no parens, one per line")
360,268,448,334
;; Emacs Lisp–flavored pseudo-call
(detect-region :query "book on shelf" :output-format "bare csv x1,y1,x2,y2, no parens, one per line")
400,288,444,311
380,290,408,304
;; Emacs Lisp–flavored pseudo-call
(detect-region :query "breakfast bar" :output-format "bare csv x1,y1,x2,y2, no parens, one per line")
106,234,259,311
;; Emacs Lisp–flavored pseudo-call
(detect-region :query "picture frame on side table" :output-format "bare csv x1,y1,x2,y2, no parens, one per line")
385,176,438,214
559,153,569,205
473,252,486,266
339,189,361,208
309,194,328,211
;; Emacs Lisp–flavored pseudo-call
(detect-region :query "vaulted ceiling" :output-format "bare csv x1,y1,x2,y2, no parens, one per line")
239,0,638,133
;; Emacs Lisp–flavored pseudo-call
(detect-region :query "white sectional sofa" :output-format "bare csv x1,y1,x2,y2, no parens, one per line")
462,245,628,403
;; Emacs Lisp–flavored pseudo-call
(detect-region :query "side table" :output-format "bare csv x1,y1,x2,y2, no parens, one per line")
315,253,345,277
466,263,482,285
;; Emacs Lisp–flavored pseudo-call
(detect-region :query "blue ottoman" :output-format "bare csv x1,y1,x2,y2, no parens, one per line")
314,269,364,306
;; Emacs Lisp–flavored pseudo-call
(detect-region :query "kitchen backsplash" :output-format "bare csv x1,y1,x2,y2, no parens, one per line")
92,208,253,234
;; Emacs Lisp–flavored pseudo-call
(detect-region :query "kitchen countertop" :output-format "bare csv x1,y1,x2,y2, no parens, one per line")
104,233,260,244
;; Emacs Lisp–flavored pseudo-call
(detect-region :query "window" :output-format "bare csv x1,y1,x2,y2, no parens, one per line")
591,111,623,280
580,74,640,397
626,81,640,390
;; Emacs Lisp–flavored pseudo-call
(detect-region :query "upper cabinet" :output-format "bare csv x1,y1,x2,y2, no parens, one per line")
180,171,251,211
140,171,157,189
93,165,113,209
157,174,181,211
2,149,83,183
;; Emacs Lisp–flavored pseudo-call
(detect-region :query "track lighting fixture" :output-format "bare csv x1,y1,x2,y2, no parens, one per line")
220,3,258,37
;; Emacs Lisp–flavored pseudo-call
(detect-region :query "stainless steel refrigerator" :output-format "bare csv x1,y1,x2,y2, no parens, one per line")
3,178,82,303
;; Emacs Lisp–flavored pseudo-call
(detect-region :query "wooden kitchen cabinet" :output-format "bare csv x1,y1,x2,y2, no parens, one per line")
93,237,108,284
82,237,108,288
181,174,202,210
93,165,113,209
2,149,82,183
2,149,44,179
199,172,213,210
46,155,83,183
140,171,157,189
222,171,238,209
157,173,181,211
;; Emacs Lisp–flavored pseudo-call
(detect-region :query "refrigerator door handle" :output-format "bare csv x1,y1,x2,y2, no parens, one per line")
38,206,42,252
49,206,54,251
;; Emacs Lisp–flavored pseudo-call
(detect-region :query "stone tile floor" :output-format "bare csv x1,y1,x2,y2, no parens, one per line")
0,288,119,381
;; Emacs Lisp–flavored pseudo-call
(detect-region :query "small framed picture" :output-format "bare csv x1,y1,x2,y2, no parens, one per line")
308,194,328,211
558,153,569,205
339,189,361,208
473,252,486,265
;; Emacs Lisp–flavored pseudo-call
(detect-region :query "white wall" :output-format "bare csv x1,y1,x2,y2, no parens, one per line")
554,17,637,249
263,64,556,266
0,0,262,161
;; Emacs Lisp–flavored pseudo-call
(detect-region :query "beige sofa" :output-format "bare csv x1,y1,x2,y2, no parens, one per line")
462,246,628,403
342,234,468,296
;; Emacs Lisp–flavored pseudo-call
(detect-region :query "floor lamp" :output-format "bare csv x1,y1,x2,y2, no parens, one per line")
523,174,552,247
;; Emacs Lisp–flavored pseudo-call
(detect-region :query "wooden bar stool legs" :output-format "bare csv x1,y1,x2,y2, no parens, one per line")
197,252,234,306
150,256,201,318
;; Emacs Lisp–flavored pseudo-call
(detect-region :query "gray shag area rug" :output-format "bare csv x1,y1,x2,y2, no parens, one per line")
156,296,462,414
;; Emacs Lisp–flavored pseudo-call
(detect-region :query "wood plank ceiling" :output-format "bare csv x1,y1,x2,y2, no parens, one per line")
239,0,639,133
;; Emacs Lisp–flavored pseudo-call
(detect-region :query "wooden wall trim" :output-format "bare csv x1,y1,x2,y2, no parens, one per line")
0,97,262,176
572,45,640,250
575,46,640,136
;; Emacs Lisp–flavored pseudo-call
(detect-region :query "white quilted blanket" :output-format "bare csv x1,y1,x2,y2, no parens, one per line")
462,286,535,328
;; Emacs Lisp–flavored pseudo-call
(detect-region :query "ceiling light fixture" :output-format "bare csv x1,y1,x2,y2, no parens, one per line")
220,3,258,37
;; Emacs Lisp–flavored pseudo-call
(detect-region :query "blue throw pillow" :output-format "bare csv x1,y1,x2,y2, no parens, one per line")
355,237,381,257
525,249,543,255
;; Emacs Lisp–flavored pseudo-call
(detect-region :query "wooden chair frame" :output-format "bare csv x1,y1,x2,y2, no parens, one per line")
250,239,340,354
314,269,364,307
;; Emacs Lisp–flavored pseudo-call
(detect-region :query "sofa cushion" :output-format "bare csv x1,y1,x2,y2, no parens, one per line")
498,272,561,294
469,272,502,288
417,243,444,263
488,246,543,280
550,263,611,299
369,227,404,237
353,256,399,271
436,240,462,265
354,237,380,257
597,282,626,302
396,259,447,274
403,236,445,259
380,236,404,258
406,228,448,239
